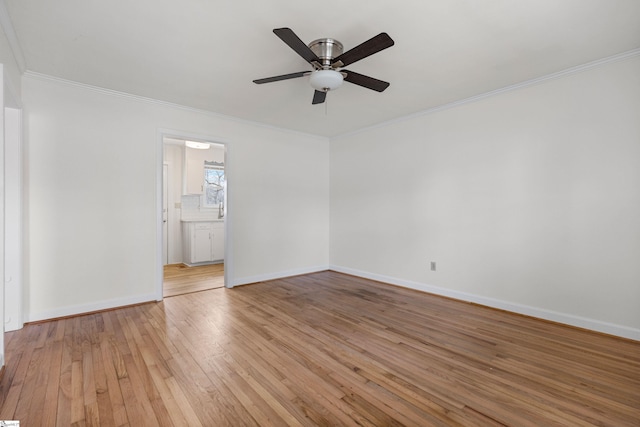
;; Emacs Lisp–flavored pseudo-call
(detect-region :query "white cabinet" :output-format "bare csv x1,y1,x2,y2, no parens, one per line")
212,222,225,261
182,221,224,266
191,223,213,263
185,158,204,194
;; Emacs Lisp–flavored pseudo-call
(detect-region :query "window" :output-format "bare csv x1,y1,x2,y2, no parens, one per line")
203,161,225,211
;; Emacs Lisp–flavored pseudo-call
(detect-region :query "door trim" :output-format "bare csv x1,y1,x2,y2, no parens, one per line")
4,106,23,331
155,128,233,301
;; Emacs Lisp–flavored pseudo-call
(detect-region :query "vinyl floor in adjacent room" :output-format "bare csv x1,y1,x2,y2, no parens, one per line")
0,271,638,426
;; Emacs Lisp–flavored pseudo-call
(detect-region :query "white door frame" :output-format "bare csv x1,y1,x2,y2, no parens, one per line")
4,106,23,331
162,163,169,265
3,63,24,334
2,64,25,370
155,128,233,301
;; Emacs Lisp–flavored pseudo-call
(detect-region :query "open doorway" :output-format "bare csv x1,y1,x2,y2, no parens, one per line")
159,132,228,298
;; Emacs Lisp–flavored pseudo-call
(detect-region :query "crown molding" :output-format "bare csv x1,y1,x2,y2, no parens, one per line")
334,48,640,140
21,46,640,141
22,70,329,142
0,0,26,72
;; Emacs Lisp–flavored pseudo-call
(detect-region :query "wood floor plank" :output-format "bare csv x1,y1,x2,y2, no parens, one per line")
0,324,42,419
1,270,639,426
55,318,75,426
163,263,224,297
91,336,115,427
158,316,244,426
70,360,85,425
99,336,128,426
0,352,20,417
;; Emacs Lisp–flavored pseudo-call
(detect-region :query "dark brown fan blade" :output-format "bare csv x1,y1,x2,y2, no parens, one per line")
253,71,309,84
273,28,320,63
332,33,394,67
312,90,327,104
343,70,390,92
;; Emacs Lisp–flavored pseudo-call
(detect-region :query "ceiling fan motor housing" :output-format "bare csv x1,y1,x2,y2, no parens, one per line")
308,38,345,92
308,38,343,67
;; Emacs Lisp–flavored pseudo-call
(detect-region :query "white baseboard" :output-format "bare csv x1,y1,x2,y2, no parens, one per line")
330,265,640,341
22,265,322,323
22,267,639,342
231,265,330,287
25,293,158,323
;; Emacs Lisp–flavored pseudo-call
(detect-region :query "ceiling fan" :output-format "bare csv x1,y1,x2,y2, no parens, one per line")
253,28,394,105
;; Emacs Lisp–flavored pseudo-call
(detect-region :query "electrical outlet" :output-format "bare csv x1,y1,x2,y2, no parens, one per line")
430,261,436,271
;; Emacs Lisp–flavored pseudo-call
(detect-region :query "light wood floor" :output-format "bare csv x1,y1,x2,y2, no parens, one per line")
1,271,638,426
163,263,224,297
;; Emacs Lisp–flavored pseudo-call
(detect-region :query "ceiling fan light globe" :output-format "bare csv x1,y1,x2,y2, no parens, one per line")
309,70,343,91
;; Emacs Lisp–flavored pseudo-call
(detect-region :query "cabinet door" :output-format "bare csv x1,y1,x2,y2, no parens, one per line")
212,224,225,261
186,159,204,194
192,224,213,263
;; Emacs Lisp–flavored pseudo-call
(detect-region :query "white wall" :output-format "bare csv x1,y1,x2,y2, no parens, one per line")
330,55,640,339
23,74,330,322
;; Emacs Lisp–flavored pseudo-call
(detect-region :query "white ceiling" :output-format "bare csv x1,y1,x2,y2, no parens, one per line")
4,0,640,137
